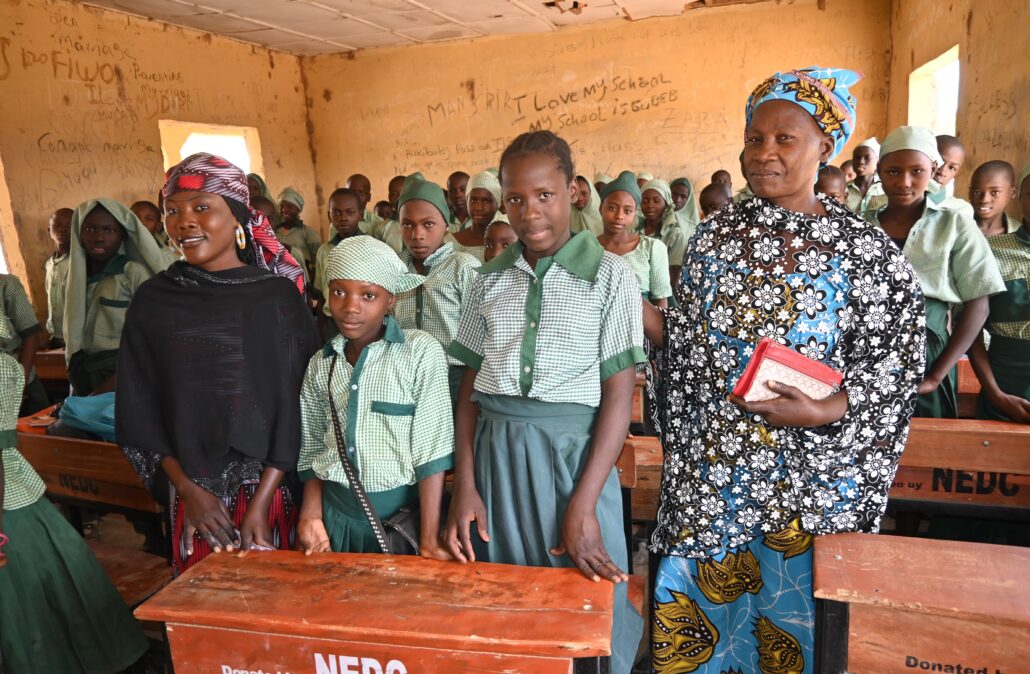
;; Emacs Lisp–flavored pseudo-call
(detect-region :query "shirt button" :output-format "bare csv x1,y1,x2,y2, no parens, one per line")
524,366,531,373
530,321,537,328
351,384,358,390
347,446,355,453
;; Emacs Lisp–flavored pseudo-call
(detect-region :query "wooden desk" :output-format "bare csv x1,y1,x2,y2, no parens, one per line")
631,372,646,424
813,533,1030,673
136,552,614,674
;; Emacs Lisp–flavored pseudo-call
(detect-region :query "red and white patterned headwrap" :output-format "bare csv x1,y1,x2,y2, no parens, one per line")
163,153,305,294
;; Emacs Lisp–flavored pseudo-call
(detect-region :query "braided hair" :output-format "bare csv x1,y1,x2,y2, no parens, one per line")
499,131,575,186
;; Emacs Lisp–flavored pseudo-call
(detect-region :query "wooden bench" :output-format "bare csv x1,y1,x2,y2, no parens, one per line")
33,348,67,382
136,551,615,674
631,372,646,424
957,356,981,419
813,532,1030,674
618,416,1030,521
86,539,171,608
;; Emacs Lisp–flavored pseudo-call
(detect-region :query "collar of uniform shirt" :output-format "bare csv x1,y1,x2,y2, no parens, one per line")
321,315,406,359
476,230,603,282
401,241,454,272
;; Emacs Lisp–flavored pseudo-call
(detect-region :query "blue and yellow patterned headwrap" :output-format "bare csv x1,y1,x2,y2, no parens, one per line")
745,66,862,161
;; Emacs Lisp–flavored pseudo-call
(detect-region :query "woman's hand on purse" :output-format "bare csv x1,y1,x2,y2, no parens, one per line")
180,482,239,555
729,382,848,428
296,517,331,555
443,484,490,563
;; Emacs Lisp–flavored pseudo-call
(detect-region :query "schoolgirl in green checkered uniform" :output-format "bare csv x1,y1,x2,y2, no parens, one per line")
445,131,646,674
296,236,454,558
0,308,147,673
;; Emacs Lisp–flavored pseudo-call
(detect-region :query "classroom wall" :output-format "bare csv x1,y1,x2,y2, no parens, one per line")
0,0,318,315
301,0,892,212
887,0,1030,202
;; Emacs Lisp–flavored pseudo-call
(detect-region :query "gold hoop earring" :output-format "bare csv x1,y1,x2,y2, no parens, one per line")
235,224,247,250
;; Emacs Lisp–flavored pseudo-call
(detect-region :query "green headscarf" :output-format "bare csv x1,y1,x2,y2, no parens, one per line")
671,177,701,234
326,235,424,294
64,199,171,364
600,170,642,207
278,187,305,211
880,126,943,166
247,173,274,202
466,171,508,224
397,176,451,223
640,178,679,231
571,176,603,236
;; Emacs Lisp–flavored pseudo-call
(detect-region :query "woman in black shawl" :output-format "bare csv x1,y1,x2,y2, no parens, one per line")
117,153,319,576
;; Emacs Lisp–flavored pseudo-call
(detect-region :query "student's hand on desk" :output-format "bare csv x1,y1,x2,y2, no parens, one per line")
443,485,490,563
986,390,1030,424
296,517,331,555
729,382,847,428
180,483,240,554
419,537,454,562
552,503,628,584
238,505,274,553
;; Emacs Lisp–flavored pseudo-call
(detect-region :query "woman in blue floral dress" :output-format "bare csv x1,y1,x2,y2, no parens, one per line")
644,67,926,674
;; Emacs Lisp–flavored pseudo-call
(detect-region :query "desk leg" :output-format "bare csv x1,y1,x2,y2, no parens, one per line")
814,598,849,674
622,487,633,573
573,656,610,673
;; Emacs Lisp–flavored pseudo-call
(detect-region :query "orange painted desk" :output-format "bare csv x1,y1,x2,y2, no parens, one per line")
135,551,614,674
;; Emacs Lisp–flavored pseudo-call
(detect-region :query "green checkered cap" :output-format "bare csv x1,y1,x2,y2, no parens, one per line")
326,235,424,294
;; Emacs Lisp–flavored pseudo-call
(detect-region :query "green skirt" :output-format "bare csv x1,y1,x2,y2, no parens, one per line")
0,498,148,674
472,393,643,674
977,334,1030,420
322,481,417,553
916,298,958,418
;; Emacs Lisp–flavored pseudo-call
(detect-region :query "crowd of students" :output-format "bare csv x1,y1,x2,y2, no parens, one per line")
0,62,1027,674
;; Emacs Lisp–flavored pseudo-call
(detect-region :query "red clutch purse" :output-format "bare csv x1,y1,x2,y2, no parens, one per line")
732,338,844,402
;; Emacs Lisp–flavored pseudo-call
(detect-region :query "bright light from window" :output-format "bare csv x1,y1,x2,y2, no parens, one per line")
908,46,960,135
179,133,252,173
158,120,264,177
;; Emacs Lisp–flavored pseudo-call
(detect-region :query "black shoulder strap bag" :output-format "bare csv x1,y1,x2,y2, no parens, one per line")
326,353,423,555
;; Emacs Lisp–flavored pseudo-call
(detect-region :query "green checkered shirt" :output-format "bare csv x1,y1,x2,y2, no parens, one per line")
620,235,673,300
1,352,44,510
396,243,480,367
449,231,646,407
987,225,1030,340
0,274,41,359
634,213,686,267
298,316,454,491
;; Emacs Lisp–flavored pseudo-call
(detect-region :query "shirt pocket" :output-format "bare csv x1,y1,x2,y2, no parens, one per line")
92,297,131,346
368,401,416,464
370,401,417,416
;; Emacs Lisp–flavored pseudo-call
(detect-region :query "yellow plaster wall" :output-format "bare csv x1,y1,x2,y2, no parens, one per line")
0,0,318,313
301,0,892,210
887,0,1030,201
